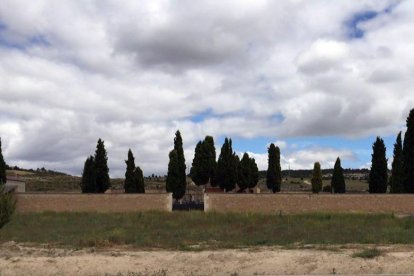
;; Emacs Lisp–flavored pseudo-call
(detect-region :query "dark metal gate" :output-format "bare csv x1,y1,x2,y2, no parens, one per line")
172,192,204,211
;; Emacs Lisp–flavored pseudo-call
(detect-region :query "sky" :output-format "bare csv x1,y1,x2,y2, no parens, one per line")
0,0,413,177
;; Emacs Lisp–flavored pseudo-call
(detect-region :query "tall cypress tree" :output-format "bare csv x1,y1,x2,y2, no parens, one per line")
174,130,187,191
124,149,142,193
369,137,388,193
204,136,217,186
166,149,185,199
94,138,110,193
166,131,186,199
237,153,251,192
311,162,322,193
190,141,209,186
0,138,6,186
249,157,259,191
133,166,145,193
331,157,346,193
80,155,96,193
390,132,404,193
403,109,414,193
266,143,281,193
215,138,238,192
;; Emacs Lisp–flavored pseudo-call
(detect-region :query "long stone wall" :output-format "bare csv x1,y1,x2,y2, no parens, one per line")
16,193,173,213
204,193,414,214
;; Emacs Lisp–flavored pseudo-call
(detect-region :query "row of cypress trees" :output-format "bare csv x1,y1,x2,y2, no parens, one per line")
81,139,144,193
189,136,261,194
311,157,346,193
370,109,414,193
80,139,111,193
167,133,283,199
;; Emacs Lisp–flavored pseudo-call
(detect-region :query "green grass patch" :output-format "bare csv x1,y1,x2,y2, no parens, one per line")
352,248,383,258
1,212,414,250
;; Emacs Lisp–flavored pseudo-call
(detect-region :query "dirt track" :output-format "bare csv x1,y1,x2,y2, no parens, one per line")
1,243,414,275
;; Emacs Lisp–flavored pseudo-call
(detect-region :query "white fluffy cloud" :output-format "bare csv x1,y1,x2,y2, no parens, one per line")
0,0,413,176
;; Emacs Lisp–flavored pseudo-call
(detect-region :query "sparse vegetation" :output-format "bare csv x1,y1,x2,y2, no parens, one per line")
352,248,383,259
0,191,16,229
2,212,414,249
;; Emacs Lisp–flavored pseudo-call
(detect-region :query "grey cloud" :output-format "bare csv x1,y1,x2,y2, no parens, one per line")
0,0,412,176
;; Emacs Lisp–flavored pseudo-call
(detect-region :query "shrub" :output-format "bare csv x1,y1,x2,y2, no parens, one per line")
0,191,16,228
322,185,332,192
352,248,382,259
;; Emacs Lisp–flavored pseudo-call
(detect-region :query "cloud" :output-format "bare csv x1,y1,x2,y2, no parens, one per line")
243,145,356,171
0,0,412,176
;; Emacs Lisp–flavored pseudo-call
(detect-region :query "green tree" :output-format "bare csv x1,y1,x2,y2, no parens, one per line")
133,166,145,193
311,162,322,193
94,138,110,193
80,156,96,193
266,143,281,193
190,141,209,186
204,136,217,186
390,132,404,193
369,137,388,193
331,157,346,193
0,138,6,186
124,149,144,193
166,131,186,199
403,109,414,193
249,157,259,191
166,149,185,199
174,130,186,191
237,153,251,192
215,138,238,192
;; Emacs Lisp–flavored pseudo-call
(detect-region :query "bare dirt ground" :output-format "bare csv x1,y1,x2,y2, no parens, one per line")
1,242,414,275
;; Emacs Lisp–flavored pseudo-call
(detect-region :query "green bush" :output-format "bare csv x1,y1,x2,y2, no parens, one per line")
352,248,382,259
0,191,16,228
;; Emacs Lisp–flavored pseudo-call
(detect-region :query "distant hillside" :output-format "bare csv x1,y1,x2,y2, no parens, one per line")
259,168,370,179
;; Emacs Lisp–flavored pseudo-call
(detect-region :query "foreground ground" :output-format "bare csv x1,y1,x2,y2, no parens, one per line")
2,212,414,274
2,212,414,248
1,243,414,275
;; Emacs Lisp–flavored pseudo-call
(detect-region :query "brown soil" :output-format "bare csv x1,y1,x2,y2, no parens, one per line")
1,242,414,275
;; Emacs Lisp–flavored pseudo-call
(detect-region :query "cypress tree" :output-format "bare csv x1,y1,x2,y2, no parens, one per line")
237,153,251,192
124,149,145,193
249,157,259,191
266,143,281,193
215,138,238,192
331,157,346,193
174,130,187,192
166,131,186,199
190,141,209,186
80,156,96,193
390,132,404,193
166,149,185,199
0,138,6,186
133,166,145,193
403,109,414,193
94,138,110,193
311,162,322,193
204,136,217,186
369,137,388,193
